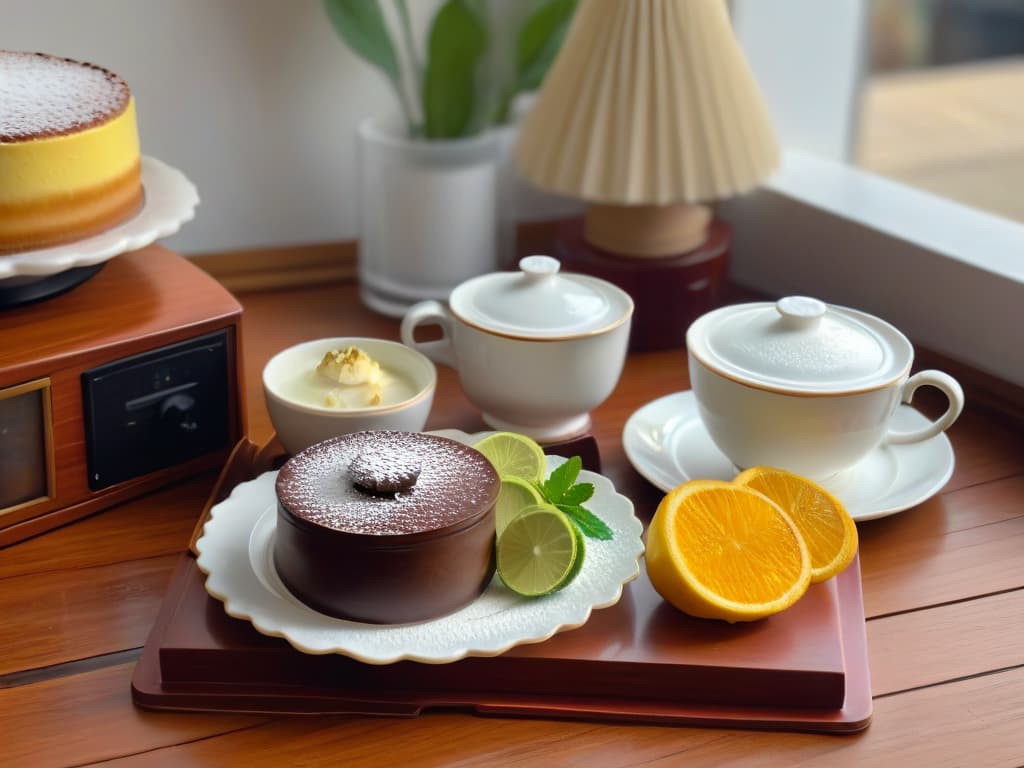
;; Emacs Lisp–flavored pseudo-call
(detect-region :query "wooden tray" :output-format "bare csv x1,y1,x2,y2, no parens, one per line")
132,438,872,733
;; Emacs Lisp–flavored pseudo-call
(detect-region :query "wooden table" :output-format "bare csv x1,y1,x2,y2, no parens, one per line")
3,278,1023,767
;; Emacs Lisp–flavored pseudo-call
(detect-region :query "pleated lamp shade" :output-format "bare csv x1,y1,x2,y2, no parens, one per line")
516,0,779,207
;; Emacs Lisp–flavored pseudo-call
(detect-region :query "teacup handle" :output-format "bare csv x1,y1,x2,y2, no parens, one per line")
885,370,964,445
400,300,456,368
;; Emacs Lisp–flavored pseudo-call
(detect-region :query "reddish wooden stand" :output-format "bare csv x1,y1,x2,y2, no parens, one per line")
136,442,872,734
133,553,871,732
540,432,601,474
552,218,731,352
0,247,244,546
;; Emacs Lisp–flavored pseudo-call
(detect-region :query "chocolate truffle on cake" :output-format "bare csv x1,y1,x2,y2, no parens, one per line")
274,431,500,624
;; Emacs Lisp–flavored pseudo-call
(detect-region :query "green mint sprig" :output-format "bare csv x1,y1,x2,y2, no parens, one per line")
539,456,613,541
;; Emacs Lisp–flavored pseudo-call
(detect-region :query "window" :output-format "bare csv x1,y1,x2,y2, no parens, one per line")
860,0,1024,224
727,0,1024,388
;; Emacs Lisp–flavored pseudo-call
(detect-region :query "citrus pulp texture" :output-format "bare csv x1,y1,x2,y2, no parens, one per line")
496,504,580,597
645,480,811,622
734,466,858,583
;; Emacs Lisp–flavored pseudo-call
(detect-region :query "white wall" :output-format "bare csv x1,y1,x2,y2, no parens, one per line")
5,0,869,256
731,0,868,162
2,0,579,255
3,0,393,254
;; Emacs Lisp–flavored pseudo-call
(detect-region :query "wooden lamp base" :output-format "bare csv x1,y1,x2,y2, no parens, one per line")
552,217,731,352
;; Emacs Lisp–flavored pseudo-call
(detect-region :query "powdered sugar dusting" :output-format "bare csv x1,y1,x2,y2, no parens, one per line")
197,456,644,662
277,431,499,536
1,51,130,141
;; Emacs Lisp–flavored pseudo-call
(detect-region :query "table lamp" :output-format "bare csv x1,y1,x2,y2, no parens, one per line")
516,0,779,350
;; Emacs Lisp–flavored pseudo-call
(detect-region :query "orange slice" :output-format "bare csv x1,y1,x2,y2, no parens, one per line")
645,480,811,623
734,467,859,584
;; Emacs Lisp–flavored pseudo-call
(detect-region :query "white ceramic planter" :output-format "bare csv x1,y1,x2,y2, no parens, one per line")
357,117,507,317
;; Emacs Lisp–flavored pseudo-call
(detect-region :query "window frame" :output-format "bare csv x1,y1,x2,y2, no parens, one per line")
728,0,1023,388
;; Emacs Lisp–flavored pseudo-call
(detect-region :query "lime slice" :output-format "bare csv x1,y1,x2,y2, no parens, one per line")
563,521,586,586
495,476,546,536
496,504,579,597
474,432,546,484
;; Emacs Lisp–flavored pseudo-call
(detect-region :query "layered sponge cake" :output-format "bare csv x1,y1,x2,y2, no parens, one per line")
0,52,144,253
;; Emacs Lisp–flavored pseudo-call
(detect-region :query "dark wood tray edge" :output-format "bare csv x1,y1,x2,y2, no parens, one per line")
130,554,871,732
136,431,873,734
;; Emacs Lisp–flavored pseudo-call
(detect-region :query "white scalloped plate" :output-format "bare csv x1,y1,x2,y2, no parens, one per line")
623,390,955,522
0,156,198,279
195,432,644,664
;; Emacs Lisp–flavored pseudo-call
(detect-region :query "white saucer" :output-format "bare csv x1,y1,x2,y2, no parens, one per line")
195,444,644,665
623,391,955,522
0,156,198,280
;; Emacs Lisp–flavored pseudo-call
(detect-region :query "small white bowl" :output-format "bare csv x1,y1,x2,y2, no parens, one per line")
263,337,436,455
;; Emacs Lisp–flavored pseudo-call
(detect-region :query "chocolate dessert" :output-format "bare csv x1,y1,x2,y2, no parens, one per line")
274,431,499,624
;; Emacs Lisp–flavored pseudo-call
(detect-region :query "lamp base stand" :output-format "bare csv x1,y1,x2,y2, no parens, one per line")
551,217,732,351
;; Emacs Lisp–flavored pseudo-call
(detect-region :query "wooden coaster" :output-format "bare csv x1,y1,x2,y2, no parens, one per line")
552,218,731,352
539,432,601,473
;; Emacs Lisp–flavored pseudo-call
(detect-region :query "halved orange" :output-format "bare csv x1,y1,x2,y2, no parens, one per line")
645,480,811,623
734,466,858,584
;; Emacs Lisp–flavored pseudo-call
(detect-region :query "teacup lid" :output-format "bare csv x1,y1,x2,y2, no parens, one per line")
687,296,914,394
449,255,633,339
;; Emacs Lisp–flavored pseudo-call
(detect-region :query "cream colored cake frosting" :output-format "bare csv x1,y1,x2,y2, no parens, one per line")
0,51,144,252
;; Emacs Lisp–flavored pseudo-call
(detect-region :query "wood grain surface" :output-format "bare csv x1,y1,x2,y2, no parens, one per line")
3,273,1023,767
0,247,244,544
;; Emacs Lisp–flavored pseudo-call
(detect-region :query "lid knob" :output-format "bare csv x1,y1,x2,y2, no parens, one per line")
519,255,560,282
776,296,827,330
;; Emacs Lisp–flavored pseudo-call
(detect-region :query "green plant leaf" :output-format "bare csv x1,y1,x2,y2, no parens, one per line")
561,481,594,506
394,0,422,84
536,456,613,541
323,0,400,82
557,504,614,541
423,0,488,138
516,0,577,91
542,455,581,504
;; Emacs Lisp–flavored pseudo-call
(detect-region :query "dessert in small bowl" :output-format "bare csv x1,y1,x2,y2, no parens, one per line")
263,338,435,455
273,430,499,624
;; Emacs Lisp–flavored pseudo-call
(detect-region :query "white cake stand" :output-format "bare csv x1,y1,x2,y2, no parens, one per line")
0,156,199,306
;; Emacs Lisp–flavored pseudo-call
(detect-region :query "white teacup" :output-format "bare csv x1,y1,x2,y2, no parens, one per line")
687,296,964,480
401,256,633,441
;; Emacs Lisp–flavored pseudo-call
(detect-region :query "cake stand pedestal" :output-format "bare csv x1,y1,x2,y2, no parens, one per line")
0,156,198,309
0,263,106,308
